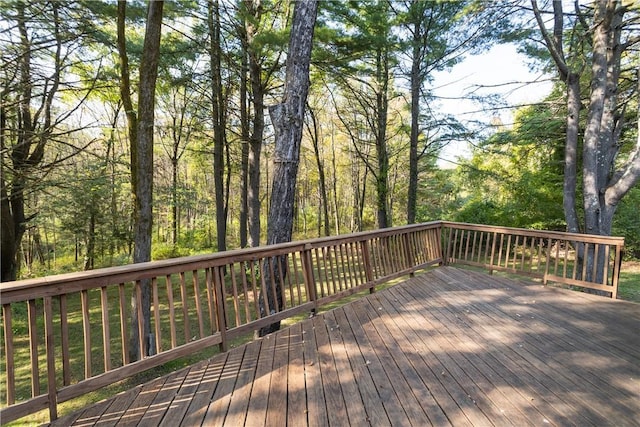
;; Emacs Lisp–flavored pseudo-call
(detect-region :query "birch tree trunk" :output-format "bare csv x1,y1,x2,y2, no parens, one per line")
257,0,318,337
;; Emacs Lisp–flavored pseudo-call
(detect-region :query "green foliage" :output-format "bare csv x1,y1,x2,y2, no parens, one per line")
151,244,192,261
415,168,461,222
453,102,565,230
453,199,502,225
613,187,640,260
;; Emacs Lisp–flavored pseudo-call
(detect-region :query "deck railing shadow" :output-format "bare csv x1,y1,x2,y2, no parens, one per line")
0,221,624,424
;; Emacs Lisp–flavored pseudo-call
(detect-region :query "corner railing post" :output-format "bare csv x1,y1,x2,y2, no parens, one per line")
489,231,497,275
361,240,375,293
611,243,623,299
543,237,552,285
436,224,444,265
443,224,452,266
212,266,228,353
301,244,318,316
403,232,415,277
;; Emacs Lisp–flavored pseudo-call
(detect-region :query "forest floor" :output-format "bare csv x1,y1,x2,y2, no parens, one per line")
620,260,640,303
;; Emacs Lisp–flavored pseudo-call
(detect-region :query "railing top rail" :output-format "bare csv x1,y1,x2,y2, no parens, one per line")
441,221,625,245
0,221,443,302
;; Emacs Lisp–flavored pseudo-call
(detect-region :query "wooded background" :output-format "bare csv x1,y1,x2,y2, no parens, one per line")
2,0,638,282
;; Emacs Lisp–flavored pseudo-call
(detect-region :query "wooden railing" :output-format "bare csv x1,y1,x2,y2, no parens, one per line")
0,221,625,424
0,222,443,424
441,221,625,297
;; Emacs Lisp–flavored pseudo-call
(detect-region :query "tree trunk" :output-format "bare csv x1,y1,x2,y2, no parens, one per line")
330,127,341,234
239,44,250,248
130,0,163,361
208,0,227,254
375,45,391,229
1,2,61,281
84,209,95,270
533,0,640,288
563,73,581,234
407,17,421,225
258,0,318,336
171,158,178,245
307,106,330,236
117,0,138,217
246,5,265,248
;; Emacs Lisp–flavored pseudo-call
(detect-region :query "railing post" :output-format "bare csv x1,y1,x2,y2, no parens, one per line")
301,244,317,315
213,266,228,352
611,243,623,299
543,237,552,285
361,240,375,293
489,231,497,275
443,225,452,266
436,225,444,265
403,232,415,277
3,304,15,406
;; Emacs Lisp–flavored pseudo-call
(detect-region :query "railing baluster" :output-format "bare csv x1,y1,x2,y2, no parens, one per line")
230,263,241,328
337,244,348,291
152,278,161,354
193,270,205,339
166,275,177,349
592,244,600,282
239,263,251,324
602,245,611,286
135,280,144,359
80,291,91,379
27,299,40,396
180,272,190,344
44,296,57,421
59,295,71,386
100,286,111,372
3,303,15,405
249,261,260,323
118,283,129,365
292,252,303,305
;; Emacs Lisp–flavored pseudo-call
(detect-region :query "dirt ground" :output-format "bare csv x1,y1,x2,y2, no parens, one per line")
623,260,640,274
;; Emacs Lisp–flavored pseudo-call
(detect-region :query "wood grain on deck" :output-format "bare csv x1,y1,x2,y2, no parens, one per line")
49,267,640,426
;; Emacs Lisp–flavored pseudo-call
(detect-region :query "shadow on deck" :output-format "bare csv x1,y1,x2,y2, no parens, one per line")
48,267,640,426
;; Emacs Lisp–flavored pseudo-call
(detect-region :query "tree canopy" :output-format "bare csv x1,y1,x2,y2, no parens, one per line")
1,0,638,282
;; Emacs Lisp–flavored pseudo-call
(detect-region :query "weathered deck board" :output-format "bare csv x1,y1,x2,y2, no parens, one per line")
48,267,640,427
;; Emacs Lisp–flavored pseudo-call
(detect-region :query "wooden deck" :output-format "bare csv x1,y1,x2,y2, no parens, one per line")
47,267,640,427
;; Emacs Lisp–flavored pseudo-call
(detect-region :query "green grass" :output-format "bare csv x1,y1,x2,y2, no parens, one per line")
618,261,640,303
